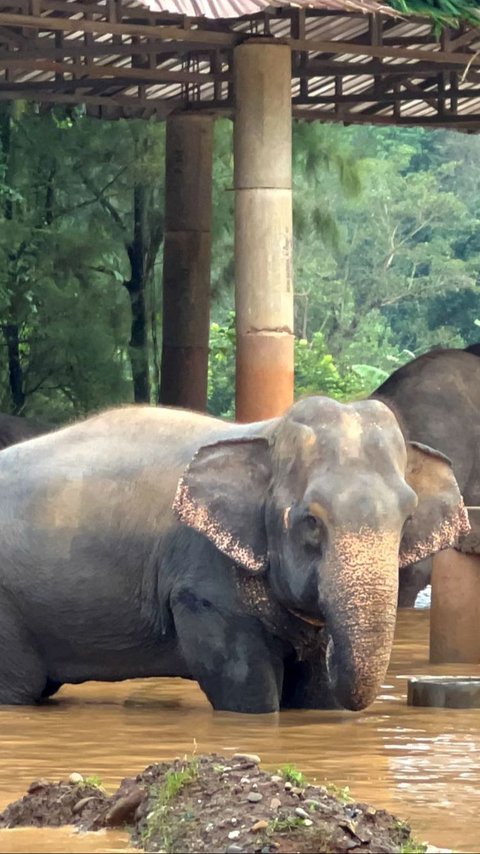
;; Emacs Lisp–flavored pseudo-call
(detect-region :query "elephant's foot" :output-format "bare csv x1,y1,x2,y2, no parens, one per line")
0,605,47,704
172,588,284,713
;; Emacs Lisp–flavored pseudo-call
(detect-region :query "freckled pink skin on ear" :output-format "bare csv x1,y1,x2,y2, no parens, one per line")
400,500,471,568
173,479,266,572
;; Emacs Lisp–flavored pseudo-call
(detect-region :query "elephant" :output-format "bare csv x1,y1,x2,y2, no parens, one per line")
0,396,468,713
373,345,480,607
0,411,47,450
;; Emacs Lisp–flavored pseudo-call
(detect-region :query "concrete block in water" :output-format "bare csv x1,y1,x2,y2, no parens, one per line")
408,676,480,708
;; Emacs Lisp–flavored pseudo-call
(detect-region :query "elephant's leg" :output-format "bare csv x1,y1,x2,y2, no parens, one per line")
0,603,47,704
281,654,340,710
171,588,284,713
398,558,432,608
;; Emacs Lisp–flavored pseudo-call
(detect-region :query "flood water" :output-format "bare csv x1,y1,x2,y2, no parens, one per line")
1,609,480,853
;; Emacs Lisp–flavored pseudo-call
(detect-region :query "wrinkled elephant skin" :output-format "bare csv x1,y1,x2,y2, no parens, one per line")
0,396,467,712
374,345,480,607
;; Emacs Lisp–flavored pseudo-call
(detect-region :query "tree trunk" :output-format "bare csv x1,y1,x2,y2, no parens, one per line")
125,181,151,404
3,323,25,413
1,104,26,413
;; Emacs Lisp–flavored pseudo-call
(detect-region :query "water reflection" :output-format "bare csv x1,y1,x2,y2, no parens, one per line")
1,610,480,852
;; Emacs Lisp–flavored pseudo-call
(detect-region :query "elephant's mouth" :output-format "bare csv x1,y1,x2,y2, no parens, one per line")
288,608,325,628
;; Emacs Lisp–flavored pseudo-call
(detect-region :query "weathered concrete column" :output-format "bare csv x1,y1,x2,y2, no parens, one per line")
234,41,294,423
160,113,213,411
430,549,480,663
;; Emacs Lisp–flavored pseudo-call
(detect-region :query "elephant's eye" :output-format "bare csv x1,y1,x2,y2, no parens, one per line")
302,513,326,551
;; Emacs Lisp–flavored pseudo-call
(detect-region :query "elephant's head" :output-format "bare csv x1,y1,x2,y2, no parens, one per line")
173,397,469,711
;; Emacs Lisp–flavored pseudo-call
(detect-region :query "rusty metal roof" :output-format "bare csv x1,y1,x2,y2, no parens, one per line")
0,1,479,130
139,0,394,20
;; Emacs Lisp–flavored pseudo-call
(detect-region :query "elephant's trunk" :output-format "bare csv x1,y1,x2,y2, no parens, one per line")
324,528,400,711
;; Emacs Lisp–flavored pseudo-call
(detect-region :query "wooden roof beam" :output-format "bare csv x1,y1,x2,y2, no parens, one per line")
0,12,238,46
292,105,480,128
0,56,231,84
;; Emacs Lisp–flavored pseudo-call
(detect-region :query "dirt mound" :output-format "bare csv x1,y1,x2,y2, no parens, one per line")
0,776,109,828
0,754,424,853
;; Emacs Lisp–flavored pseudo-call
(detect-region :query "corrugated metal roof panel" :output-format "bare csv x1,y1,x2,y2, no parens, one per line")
136,0,394,20
0,1,479,128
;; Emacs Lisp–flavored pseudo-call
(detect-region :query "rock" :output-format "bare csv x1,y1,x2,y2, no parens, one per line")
365,806,376,817
228,830,241,840
27,780,50,794
205,823,214,832
270,775,282,784
408,676,480,708
251,820,269,832
226,846,244,854
270,797,282,811
284,781,292,791
425,847,452,854
305,799,321,809
105,787,144,827
343,839,361,850
240,777,250,785
340,819,372,844
291,787,303,796
345,807,362,820
295,807,309,819
231,818,238,825
303,819,313,827
68,773,84,785
247,791,263,803
233,753,261,765
72,796,97,815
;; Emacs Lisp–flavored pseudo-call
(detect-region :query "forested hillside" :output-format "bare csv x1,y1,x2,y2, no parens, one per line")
0,103,479,422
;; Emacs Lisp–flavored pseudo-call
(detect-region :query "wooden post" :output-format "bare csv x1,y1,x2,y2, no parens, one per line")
234,41,294,423
160,113,213,411
430,549,480,663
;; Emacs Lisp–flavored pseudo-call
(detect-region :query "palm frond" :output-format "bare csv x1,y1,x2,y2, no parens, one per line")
386,0,480,26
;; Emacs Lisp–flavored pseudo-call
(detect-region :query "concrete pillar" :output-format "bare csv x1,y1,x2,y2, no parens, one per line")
160,113,213,412
430,549,480,663
234,41,294,423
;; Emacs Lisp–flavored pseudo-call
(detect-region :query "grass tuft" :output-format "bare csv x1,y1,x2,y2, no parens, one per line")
399,838,427,854
325,782,353,803
278,763,308,787
141,756,200,853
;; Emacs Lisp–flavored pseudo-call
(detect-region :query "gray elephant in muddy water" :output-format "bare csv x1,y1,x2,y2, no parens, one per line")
374,345,480,607
0,396,468,713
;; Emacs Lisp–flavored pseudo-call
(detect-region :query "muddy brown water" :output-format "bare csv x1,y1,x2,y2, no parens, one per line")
1,609,480,854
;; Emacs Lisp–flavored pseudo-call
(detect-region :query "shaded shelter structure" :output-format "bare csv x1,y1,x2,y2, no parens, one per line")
0,0,480,419
0,0,480,662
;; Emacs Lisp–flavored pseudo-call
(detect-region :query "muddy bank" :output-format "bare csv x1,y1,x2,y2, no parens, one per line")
0,754,426,853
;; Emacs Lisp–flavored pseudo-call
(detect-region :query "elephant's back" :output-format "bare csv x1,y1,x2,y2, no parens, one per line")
0,405,269,547
375,349,480,408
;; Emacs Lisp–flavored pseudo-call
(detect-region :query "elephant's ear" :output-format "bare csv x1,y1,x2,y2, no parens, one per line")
173,437,271,572
400,441,470,568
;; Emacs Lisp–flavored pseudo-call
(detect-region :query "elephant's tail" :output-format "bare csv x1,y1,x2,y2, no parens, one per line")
464,343,480,357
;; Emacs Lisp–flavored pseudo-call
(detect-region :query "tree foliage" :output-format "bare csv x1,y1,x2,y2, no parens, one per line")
0,110,479,423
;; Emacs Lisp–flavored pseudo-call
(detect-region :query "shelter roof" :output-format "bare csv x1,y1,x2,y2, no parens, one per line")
0,0,479,129
141,1,397,18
